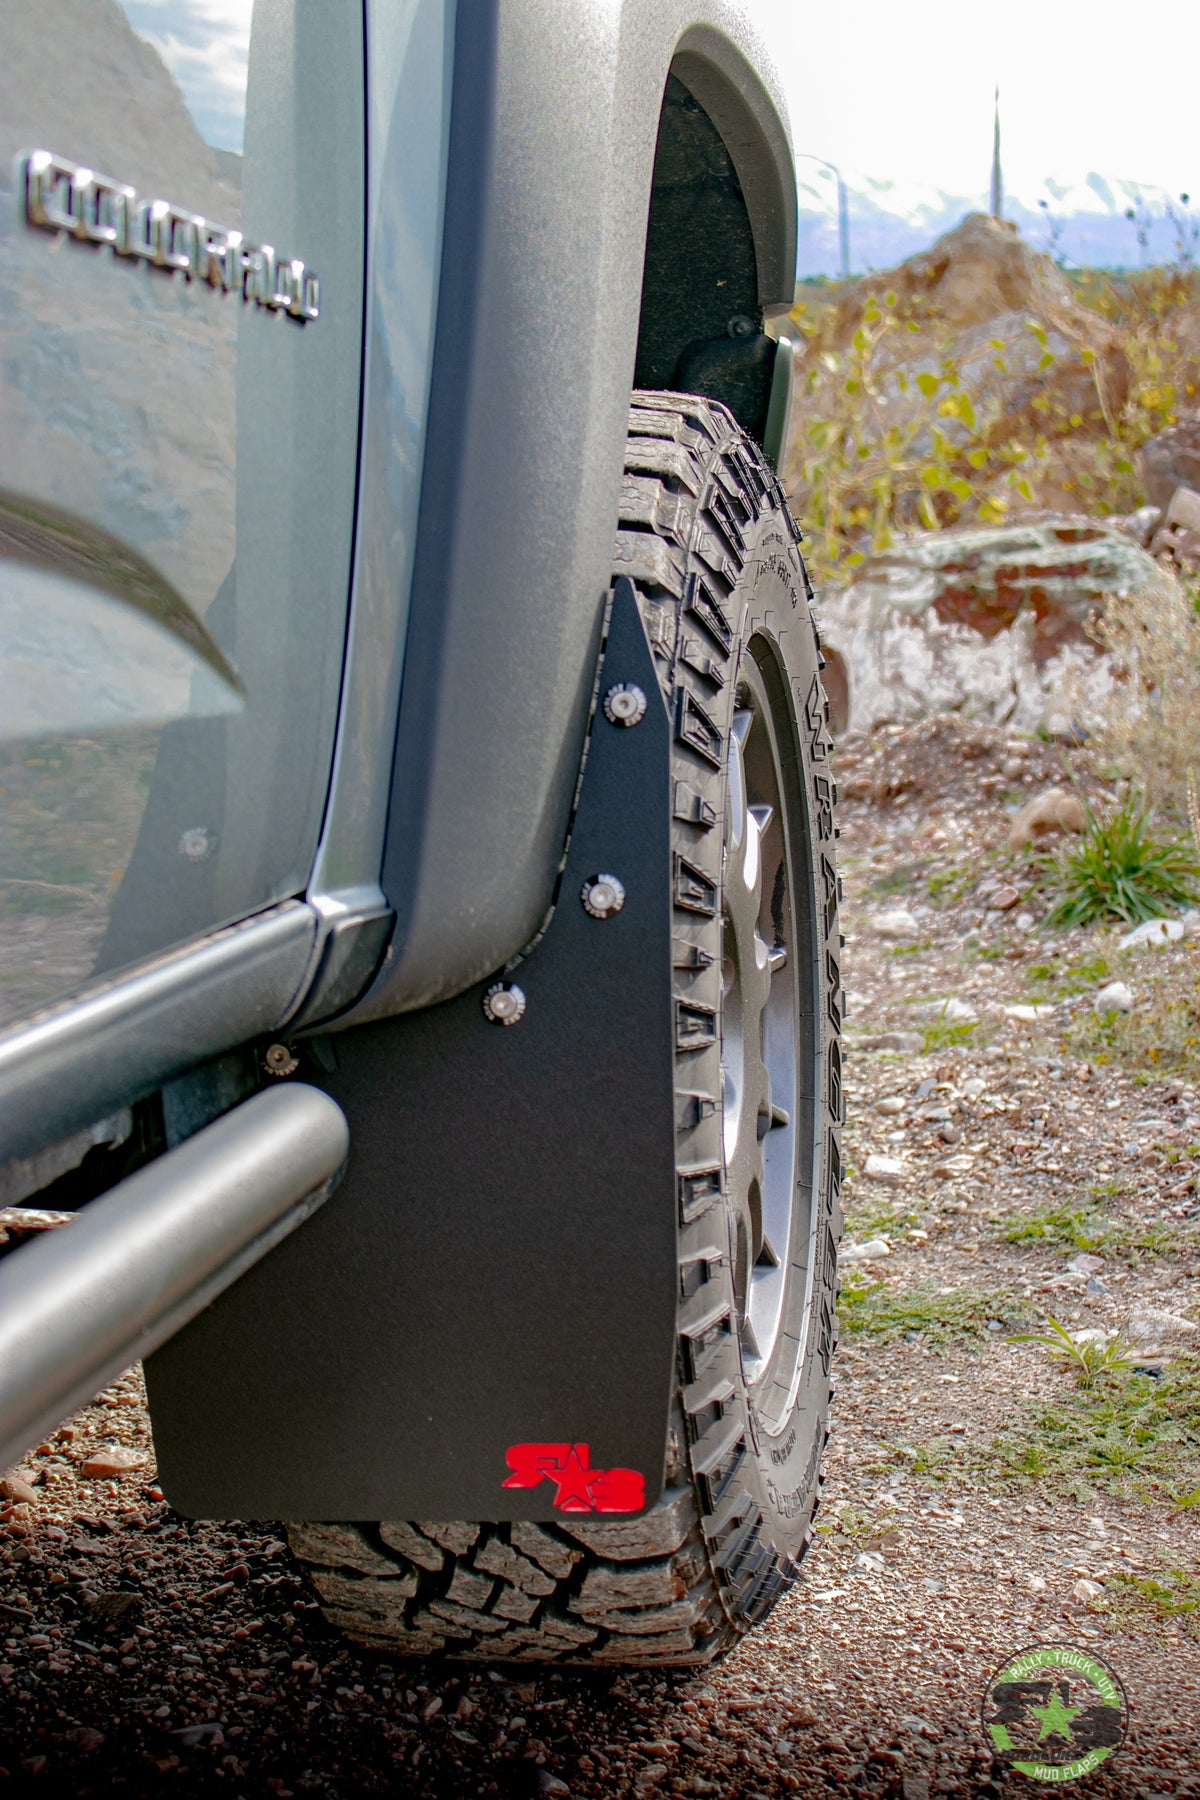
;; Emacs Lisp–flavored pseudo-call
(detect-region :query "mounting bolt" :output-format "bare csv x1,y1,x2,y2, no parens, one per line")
483,981,526,1026
263,1042,300,1078
604,682,647,728
581,873,625,919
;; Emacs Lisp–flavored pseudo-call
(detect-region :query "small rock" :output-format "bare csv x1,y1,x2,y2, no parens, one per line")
1118,918,1185,949
79,1445,147,1480
64,1728,106,1753
986,885,1021,911
864,1154,906,1186
1016,910,1037,932
1027,1575,1048,1592
1094,981,1134,1014
871,909,920,939
841,1238,892,1263
535,1774,571,1797
1125,1306,1199,1353
0,1476,37,1505
876,1095,906,1115
1067,1253,1104,1276
786,1706,819,1730
1072,1578,1104,1602
1004,1003,1055,1022
1008,787,1087,853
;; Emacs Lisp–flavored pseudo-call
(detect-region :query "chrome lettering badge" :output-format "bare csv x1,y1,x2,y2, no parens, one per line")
19,150,320,322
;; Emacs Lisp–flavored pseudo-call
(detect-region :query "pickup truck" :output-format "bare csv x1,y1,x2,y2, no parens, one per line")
0,0,842,1666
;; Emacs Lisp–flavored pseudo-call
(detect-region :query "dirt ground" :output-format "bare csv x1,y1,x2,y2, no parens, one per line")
2,718,1199,1798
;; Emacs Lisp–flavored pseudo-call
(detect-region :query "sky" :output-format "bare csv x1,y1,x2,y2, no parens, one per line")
757,0,1200,203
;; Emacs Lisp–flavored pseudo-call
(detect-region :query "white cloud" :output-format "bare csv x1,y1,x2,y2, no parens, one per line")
758,0,1200,199
121,0,252,152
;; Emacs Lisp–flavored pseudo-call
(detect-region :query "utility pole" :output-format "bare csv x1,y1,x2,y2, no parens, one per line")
797,154,851,281
990,86,1003,219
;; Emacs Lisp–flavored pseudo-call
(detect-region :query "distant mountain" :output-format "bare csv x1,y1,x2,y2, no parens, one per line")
796,169,1197,278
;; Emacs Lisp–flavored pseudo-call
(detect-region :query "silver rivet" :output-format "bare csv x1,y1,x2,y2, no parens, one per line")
604,683,647,727
581,873,626,919
483,981,526,1025
263,1042,299,1078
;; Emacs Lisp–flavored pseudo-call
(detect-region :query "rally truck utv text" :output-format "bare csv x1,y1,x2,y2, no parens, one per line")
0,0,842,1668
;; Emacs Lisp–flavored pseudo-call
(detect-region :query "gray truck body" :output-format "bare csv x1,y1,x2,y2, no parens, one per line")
0,0,800,1515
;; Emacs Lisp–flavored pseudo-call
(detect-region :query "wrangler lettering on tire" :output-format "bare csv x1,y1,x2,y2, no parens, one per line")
286,394,842,1665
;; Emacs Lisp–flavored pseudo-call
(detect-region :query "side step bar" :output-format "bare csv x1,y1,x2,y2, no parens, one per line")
0,1084,348,1475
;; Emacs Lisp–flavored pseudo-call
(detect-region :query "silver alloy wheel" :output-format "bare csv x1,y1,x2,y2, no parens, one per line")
722,646,801,1388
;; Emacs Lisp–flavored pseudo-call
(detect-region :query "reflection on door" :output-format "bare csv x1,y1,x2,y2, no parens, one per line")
0,0,364,1027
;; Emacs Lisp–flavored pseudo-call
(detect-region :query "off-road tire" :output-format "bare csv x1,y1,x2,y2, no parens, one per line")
286,393,843,1665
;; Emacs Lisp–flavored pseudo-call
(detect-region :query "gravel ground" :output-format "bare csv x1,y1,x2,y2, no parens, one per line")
2,718,1199,1798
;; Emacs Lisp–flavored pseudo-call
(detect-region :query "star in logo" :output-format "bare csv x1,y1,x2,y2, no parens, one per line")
502,1442,645,1512
1029,1686,1081,1744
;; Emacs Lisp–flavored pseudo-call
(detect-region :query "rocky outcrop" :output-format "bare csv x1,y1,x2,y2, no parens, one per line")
788,214,1131,496
816,516,1172,735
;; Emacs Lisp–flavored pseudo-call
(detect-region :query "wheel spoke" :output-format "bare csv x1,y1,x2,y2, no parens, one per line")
755,1233,782,1270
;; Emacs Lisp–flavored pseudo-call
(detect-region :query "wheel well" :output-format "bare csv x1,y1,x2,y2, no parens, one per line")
634,70,773,445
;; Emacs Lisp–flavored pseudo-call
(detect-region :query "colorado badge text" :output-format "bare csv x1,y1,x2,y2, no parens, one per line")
19,150,320,322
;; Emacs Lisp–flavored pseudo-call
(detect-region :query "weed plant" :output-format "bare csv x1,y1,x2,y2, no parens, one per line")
838,1275,1020,1350
1069,974,1200,1079
1042,794,1200,928
984,1354,1200,1503
1007,1316,1134,1388
1098,1568,1200,1640
1001,1193,1198,1263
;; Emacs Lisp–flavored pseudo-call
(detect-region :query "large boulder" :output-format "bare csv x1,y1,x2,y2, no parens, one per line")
816,516,1171,735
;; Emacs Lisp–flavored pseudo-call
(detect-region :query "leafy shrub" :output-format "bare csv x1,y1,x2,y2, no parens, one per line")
784,265,1200,587
1042,793,1200,927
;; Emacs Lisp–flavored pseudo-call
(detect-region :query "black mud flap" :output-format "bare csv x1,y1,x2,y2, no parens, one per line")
146,580,679,1520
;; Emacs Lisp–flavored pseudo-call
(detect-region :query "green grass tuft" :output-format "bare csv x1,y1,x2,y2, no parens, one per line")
1042,794,1200,929
982,1354,1200,1503
838,1276,1021,1351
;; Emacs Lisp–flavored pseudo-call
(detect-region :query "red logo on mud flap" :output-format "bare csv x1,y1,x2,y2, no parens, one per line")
502,1443,645,1513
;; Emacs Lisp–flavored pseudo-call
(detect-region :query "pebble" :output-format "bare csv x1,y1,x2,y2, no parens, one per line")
1095,981,1134,1014
79,1445,147,1479
1118,918,1185,948
864,1154,906,1186
841,1238,892,1263
871,909,920,939
1067,1253,1105,1275
876,1096,906,1114
1003,1003,1055,1022
985,885,1021,911
0,1476,37,1504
